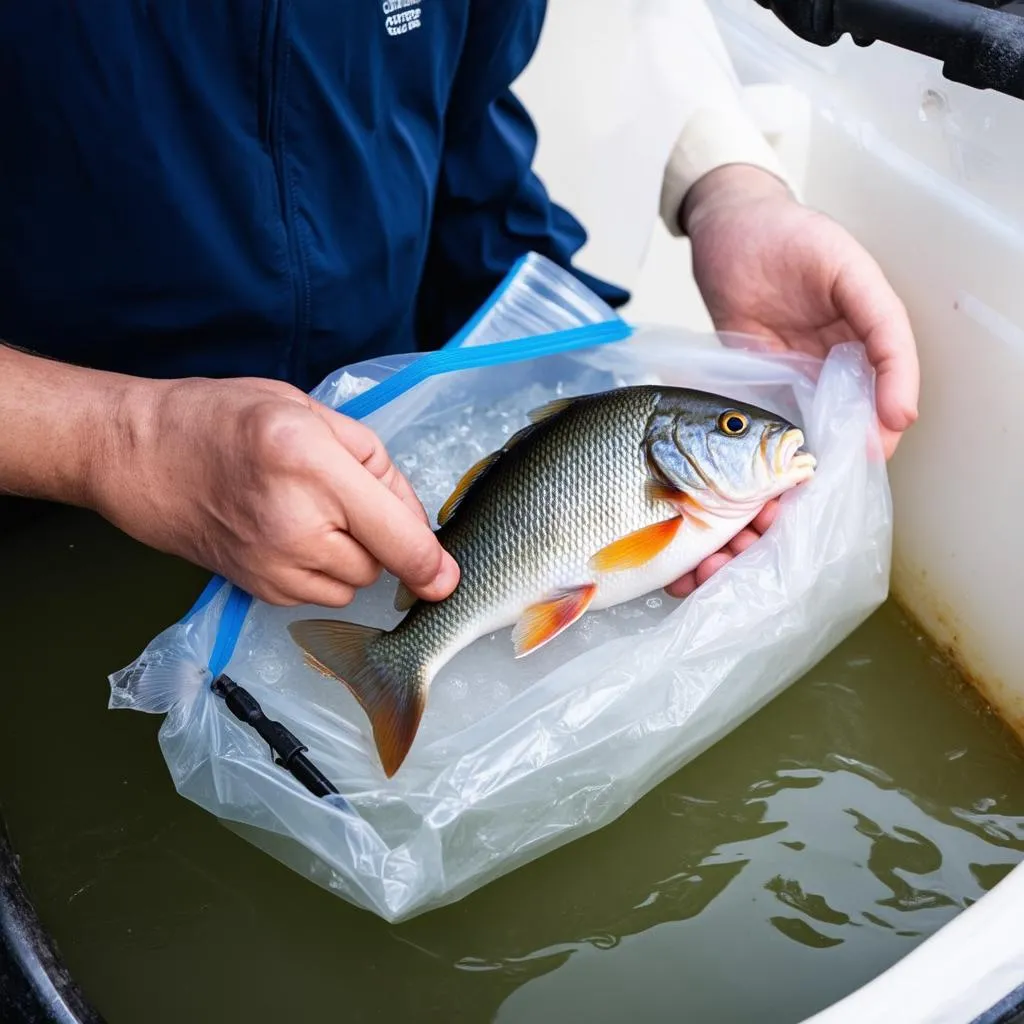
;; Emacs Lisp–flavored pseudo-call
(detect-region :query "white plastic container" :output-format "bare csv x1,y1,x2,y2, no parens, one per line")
515,2,1024,1020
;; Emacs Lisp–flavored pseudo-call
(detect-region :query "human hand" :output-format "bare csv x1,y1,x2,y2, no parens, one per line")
667,164,919,599
92,376,460,607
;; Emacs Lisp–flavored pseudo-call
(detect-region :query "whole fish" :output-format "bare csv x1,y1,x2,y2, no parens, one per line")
288,385,816,777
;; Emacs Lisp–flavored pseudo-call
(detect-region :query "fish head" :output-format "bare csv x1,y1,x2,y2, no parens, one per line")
646,389,816,512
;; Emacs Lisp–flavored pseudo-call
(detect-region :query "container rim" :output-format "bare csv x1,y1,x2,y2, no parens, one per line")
0,809,105,1023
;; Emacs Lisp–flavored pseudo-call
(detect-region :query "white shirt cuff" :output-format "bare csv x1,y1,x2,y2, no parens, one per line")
659,103,791,236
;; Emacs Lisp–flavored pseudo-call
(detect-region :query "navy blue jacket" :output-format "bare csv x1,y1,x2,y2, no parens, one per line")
0,2,627,391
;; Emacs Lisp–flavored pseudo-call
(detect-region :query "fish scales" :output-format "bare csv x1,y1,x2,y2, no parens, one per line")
393,387,667,663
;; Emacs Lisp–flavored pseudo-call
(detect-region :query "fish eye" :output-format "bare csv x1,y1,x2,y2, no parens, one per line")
718,411,749,436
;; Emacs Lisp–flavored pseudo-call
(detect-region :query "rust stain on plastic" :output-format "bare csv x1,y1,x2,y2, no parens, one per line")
892,559,1024,741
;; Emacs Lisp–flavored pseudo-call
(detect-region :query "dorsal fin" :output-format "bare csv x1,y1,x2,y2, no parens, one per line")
436,402,572,528
437,451,501,526
500,418,545,452
527,397,576,425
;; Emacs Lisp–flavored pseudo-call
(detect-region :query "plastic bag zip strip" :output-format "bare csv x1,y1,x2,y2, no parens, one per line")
442,254,535,349
337,320,633,422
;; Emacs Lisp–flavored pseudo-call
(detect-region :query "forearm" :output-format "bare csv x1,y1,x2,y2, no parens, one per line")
0,343,139,508
658,0,790,235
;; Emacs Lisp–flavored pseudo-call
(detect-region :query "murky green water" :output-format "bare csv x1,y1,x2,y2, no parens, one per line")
3,504,1024,1024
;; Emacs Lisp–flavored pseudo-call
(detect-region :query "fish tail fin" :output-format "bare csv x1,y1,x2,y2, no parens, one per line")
287,619,427,778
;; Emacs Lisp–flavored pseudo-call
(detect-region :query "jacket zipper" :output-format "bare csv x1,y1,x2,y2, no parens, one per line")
257,0,309,385
257,0,280,152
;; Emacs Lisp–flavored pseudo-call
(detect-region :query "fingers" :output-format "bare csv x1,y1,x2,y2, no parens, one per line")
665,571,697,599
750,499,779,534
664,502,780,599
291,573,357,608
244,570,357,609
691,551,735,590
233,543,375,609
832,252,920,439
379,458,433,527
664,550,732,599
877,422,902,461
328,447,460,601
299,403,453,598
316,531,382,589
310,404,430,525
727,527,761,557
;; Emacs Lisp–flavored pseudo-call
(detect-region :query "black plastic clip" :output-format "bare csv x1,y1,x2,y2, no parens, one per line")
752,0,1024,101
211,674,339,799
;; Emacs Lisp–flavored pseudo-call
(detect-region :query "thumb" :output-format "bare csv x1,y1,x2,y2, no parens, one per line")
330,447,460,602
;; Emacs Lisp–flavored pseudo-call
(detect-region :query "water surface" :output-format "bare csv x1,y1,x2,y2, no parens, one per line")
2,505,1023,1023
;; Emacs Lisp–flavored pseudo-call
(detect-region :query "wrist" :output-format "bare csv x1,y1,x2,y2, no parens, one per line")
679,164,792,236
0,343,167,513
85,373,167,516
51,366,149,514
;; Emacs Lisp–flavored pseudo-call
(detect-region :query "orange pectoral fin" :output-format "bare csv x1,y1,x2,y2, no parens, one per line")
588,517,683,574
512,583,597,658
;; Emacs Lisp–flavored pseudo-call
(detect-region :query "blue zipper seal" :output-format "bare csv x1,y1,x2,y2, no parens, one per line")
178,574,225,624
339,319,631,422
186,316,633,680
441,254,531,350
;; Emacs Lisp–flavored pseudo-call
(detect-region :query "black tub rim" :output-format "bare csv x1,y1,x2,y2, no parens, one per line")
973,983,1024,1024
0,810,105,1024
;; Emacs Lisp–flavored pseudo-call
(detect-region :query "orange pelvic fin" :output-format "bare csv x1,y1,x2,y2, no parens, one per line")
512,583,597,658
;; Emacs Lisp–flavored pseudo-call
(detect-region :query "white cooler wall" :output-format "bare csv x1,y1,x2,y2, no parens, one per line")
515,0,1024,734
706,0,1024,737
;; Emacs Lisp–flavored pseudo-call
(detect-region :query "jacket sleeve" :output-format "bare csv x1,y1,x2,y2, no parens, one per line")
414,1,630,352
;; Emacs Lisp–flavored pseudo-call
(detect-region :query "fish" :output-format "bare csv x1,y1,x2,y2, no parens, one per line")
288,385,817,777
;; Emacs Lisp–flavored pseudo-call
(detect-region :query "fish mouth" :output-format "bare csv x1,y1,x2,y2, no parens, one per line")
776,427,817,483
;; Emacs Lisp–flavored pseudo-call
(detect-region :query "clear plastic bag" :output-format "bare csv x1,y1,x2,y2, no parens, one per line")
109,253,892,922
